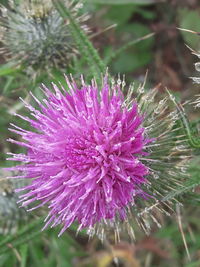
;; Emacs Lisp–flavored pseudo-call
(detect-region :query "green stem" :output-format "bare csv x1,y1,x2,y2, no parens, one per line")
20,244,28,267
53,0,106,80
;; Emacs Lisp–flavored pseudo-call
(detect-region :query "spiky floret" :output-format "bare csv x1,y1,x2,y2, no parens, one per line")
0,171,27,235
0,0,88,78
7,75,191,240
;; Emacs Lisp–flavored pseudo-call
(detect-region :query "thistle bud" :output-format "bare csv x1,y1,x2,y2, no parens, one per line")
0,0,89,78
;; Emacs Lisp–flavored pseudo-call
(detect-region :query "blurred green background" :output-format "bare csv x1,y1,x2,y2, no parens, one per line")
0,0,200,266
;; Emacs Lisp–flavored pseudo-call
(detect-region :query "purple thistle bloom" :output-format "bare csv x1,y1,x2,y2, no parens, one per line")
7,75,191,239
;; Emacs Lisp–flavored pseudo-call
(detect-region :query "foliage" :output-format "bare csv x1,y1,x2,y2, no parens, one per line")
85,0,159,5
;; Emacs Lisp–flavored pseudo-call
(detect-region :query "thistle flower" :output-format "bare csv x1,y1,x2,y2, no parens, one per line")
0,0,88,78
0,171,27,235
7,75,191,240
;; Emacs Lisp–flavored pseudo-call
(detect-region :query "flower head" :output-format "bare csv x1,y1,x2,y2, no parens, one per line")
7,75,191,240
0,0,88,78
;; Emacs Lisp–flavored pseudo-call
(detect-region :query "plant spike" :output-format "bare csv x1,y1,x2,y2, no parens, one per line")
166,89,200,149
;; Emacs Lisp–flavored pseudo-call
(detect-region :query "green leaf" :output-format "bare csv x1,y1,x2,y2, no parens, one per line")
105,4,156,25
110,23,154,72
185,260,200,267
178,8,200,50
106,33,155,64
106,5,137,24
0,62,21,76
2,76,15,95
85,0,160,5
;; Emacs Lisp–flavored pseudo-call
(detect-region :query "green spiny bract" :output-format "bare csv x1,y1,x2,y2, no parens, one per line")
0,171,27,235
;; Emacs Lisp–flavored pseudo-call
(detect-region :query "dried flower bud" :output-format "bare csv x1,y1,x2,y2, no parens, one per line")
0,0,89,78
